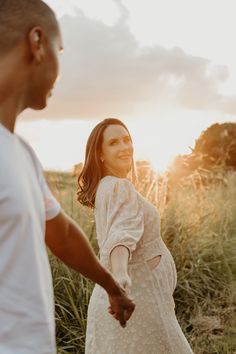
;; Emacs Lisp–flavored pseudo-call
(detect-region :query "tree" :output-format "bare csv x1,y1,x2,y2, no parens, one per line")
193,122,236,169
167,122,236,187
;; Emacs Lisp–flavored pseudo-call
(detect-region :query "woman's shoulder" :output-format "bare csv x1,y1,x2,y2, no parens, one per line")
96,176,136,203
98,175,134,191
95,176,140,211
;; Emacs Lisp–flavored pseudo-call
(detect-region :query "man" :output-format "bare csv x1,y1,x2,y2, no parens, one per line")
0,1,135,353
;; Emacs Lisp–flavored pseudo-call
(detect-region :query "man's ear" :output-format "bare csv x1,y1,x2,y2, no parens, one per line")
28,27,45,63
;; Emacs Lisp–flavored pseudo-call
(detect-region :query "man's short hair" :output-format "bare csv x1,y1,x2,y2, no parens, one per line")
0,0,59,55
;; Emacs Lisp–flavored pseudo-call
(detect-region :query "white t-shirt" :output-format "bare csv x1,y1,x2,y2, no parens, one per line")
0,123,61,354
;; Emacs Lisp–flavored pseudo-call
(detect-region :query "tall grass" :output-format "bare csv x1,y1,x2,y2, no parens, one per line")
161,171,236,353
46,171,96,354
45,168,236,354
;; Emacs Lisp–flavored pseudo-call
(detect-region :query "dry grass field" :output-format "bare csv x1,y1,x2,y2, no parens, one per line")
45,166,236,354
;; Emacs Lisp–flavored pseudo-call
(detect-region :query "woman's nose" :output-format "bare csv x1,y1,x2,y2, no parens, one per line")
120,141,130,150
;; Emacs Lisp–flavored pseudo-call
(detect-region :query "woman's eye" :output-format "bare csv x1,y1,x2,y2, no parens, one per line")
124,137,131,143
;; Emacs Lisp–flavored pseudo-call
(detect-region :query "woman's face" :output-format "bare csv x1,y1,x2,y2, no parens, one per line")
100,124,134,178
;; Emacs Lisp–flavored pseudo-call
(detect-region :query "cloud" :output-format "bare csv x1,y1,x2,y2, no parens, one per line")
24,3,236,120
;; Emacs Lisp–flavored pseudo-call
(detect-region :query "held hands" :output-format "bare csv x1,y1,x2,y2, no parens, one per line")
108,272,133,328
108,245,133,327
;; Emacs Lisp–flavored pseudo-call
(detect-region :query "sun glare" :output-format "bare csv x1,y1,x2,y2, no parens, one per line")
16,110,231,175
125,110,230,173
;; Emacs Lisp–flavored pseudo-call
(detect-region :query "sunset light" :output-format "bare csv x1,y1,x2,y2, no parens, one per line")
1,1,235,352
16,0,236,175
16,109,232,173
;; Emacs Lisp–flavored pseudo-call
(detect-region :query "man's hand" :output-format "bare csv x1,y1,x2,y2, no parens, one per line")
107,284,135,328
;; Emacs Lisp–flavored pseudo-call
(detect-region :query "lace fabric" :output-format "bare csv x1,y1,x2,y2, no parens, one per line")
85,176,193,354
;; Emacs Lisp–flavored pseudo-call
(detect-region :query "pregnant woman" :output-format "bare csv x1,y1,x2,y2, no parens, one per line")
77,118,193,354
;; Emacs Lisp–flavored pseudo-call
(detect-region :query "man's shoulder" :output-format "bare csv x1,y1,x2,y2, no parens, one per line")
17,134,41,164
17,134,34,153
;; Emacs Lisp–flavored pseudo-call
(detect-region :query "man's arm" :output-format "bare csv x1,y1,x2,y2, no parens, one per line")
45,211,135,326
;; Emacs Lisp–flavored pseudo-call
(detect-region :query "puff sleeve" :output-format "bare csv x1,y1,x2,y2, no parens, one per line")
96,177,144,262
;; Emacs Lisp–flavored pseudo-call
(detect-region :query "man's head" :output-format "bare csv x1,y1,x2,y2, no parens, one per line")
0,0,63,110
0,0,59,56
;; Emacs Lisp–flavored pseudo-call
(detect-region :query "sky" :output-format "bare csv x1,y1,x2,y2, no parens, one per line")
16,0,236,172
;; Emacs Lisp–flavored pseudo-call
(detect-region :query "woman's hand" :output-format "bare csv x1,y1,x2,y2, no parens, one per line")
108,245,133,325
108,279,134,327
114,272,132,294
108,272,132,325
108,273,133,326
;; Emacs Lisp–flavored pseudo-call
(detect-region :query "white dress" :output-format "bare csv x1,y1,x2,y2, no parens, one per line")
85,176,193,354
